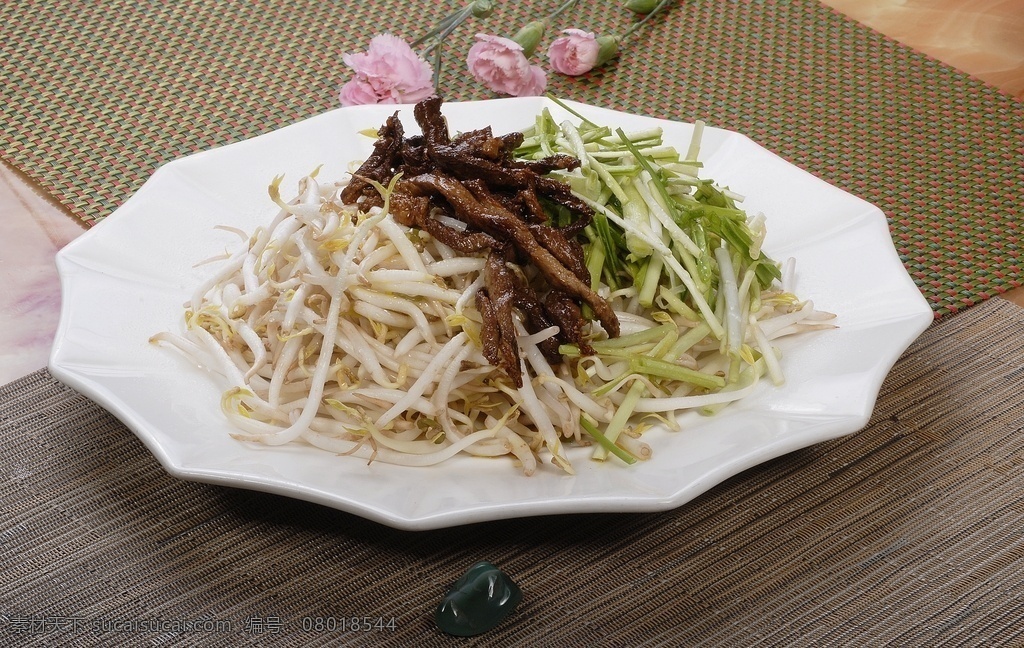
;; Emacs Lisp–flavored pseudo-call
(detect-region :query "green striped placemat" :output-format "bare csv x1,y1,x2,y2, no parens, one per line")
1,0,1021,316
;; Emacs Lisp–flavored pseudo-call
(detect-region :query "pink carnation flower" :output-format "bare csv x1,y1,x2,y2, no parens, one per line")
338,33,434,106
466,34,547,97
547,29,601,76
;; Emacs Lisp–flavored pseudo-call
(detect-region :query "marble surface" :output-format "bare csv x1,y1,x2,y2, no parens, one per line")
0,166,86,384
2,0,1024,387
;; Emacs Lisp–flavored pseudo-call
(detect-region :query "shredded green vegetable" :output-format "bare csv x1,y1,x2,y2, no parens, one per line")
514,98,825,462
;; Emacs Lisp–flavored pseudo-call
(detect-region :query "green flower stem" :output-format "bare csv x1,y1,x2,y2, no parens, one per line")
412,1,493,91
425,4,479,90
637,254,663,307
548,0,580,22
431,17,466,89
514,0,579,56
546,95,598,128
659,285,700,321
620,0,675,42
412,3,476,49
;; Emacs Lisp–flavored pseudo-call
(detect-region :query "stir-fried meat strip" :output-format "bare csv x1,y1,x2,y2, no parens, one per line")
462,178,590,285
543,290,592,356
340,96,619,385
407,172,619,338
340,112,404,207
528,224,590,284
449,125,524,161
451,127,505,161
497,132,526,158
345,100,590,223
390,181,500,253
419,213,499,255
475,292,502,375
532,176,594,223
426,145,592,216
510,278,563,363
387,190,430,228
477,252,522,386
397,135,432,176
414,96,451,147
462,180,542,232
515,177,592,236
511,154,580,175
517,187,555,224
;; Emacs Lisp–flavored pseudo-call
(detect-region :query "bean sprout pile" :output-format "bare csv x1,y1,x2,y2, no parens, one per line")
152,107,835,475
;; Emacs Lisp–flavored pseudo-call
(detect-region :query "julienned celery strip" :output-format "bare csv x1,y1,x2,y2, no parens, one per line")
579,415,638,464
616,128,678,224
670,322,712,358
558,344,656,360
546,95,598,129
698,357,769,416
593,381,646,461
647,322,679,356
590,321,713,460
637,254,663,307
612,124,781,293
618,130,717,290
621,177,653,258
574,191,725,338
591,322,675,349
579,126,614,143
658,285,700,321
614,128,679,222
714,243,743,359
558,330,673,359
684,120,704,164
628,356,726,390
588,153,630,205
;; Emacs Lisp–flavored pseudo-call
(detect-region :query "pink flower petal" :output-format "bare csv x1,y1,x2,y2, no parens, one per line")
339,33,434,106
547,29,601,76
467,33,547,97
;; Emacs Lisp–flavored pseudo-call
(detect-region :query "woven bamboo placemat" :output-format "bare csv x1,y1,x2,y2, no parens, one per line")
2,298,1023,647
1,0,1021,317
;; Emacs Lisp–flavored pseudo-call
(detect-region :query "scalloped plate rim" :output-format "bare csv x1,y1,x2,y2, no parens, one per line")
49,97,933,530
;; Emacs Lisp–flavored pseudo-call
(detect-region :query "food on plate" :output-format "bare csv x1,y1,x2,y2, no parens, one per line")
341,97,619,388
151,97,834,475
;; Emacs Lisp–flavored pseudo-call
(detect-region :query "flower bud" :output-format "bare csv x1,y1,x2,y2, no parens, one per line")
471,0,494,18
511,20,546,58
625,0,659,13
594,35,620,67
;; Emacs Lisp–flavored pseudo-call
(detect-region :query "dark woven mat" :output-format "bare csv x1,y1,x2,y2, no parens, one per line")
2,297,1023,646
1,0,1021,316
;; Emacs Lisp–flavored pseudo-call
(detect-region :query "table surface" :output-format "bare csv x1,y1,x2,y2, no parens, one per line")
1,0,1023,387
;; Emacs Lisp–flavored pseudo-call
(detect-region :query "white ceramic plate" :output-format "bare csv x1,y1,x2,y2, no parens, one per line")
49,98,932,530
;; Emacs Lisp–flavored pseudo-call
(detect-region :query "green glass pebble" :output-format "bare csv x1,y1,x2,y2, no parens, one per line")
435,561,522,637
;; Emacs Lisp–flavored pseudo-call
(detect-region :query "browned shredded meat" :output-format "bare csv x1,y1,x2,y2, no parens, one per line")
341,96,619,386
405,172,619,340
477,252,523,386
340,112,404,208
